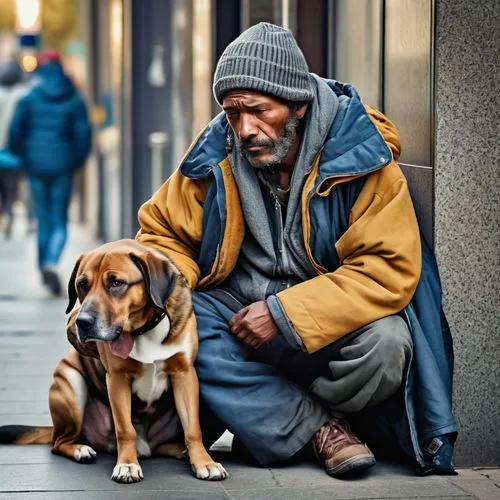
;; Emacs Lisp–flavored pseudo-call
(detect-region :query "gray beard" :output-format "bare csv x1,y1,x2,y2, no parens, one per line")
230,115,301,170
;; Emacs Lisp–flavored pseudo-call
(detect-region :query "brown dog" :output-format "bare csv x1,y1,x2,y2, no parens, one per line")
0,239,227,483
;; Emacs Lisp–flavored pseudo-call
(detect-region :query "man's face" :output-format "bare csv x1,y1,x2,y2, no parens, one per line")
222,90,306,168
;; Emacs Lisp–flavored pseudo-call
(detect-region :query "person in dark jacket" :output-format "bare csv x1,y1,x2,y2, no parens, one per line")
0,60,26,238
9,50,91,295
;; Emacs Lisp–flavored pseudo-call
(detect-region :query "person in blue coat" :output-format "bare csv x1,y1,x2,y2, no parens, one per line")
9,50,92,295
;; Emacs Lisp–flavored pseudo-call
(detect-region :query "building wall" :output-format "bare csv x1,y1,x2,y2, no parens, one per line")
434,0,500,466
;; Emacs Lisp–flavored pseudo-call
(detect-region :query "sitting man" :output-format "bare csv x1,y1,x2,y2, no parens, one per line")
136,23,456,477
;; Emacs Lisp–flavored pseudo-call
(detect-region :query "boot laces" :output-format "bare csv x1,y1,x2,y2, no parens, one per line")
315,419,361,459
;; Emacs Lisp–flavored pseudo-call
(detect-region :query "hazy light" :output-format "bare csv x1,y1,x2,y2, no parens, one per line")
21,53,38,72
16,0,41,33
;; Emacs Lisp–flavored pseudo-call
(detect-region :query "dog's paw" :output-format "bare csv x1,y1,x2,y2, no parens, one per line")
74,445,97,463
191,461,228,481
111,463,144,483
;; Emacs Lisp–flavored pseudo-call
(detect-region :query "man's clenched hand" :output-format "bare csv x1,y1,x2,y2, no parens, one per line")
229,300,279,348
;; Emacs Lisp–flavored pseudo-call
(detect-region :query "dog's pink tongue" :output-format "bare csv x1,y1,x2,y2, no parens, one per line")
110,333,134,359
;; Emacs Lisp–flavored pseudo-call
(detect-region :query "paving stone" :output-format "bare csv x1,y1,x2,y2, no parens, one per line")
0,414,51,426
0,458,227,493
0,445,54,465
224,467,468,497
0,390,49,402
229,491,474,500
0,379,53,391
0,491,230,500
0,401,50,414
477,468,500,487
448,472,500,500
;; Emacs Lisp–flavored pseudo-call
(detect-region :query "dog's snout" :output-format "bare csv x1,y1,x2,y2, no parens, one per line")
76,312,95,334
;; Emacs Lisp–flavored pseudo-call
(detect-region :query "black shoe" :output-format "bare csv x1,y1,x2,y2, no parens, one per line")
42,267,62,296
4,219,13,239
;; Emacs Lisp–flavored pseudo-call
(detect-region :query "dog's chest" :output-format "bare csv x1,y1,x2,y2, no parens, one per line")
129,317,191,406
132,362,169,406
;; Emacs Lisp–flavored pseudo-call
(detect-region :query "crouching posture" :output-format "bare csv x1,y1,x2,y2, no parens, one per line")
0,240,227,483
136,22,457,478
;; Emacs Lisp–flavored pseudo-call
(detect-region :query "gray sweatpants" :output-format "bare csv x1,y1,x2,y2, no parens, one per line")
256,315,413,413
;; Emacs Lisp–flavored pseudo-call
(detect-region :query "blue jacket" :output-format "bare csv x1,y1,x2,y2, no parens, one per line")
9,62,91,177
137,79,457,473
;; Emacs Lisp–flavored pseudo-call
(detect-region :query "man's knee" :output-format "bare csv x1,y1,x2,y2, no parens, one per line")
367,315,412,389
369,315,412,356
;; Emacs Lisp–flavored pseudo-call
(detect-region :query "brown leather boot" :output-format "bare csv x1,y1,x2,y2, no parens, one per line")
312,418,375,477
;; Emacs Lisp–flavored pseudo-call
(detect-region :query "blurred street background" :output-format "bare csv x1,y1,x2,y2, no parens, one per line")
0,0,498,498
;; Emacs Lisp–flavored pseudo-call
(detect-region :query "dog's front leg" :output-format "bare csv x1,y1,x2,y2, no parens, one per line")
106,372,143,483
169,359,228,480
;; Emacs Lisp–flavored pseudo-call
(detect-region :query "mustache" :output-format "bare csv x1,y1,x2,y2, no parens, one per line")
237,137,275,151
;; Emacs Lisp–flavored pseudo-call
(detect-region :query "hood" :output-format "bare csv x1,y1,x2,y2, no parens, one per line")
34,62,75,101
318,80,398,179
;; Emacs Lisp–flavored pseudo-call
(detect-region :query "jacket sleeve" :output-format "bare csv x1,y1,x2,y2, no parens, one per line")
276,162,422,353
72,94,92,169
8,95,29,156
136,169,210,288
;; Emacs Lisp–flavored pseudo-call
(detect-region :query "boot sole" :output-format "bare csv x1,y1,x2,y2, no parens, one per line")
326,454,376,477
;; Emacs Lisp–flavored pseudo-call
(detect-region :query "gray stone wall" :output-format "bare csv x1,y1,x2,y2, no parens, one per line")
434,0,500,466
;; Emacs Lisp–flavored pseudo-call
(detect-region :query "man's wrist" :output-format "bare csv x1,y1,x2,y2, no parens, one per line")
266,295,304,350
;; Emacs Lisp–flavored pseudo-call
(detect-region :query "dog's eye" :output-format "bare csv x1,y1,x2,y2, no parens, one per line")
109,279,126,289
77,279,89,291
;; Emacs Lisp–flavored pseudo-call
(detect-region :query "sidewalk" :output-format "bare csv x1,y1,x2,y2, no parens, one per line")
0,220,499,499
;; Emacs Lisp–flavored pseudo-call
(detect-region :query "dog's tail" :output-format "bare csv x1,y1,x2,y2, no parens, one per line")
0,425,53,444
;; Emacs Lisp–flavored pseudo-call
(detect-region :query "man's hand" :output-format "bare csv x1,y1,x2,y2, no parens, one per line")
229,300,279,349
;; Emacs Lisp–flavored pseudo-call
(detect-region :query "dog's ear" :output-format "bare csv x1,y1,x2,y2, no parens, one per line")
66,254,84,314
130,251,178,310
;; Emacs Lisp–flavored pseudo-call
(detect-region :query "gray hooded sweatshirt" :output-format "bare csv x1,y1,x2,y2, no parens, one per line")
219,74,339,349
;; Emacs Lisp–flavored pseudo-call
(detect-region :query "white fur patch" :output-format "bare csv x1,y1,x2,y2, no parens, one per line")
64,366,88,414
129,317,192,405
134,424,152,457
132,362,169,406
130,315,192,363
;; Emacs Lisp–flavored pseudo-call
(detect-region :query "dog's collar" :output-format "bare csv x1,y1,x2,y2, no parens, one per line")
131,310,167,337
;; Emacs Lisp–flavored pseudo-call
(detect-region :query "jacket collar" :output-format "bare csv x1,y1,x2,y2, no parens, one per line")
180,113,228,179
316,80,392,179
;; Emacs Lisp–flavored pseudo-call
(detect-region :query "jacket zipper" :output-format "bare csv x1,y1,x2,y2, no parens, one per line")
275,197,290,289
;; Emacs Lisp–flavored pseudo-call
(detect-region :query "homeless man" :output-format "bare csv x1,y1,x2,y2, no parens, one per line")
136,23,457,478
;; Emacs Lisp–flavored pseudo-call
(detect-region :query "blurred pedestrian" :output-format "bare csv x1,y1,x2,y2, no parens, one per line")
9,50,92,296
0,60,26,238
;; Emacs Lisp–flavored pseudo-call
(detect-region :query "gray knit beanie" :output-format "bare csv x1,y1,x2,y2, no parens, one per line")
213,22,314,105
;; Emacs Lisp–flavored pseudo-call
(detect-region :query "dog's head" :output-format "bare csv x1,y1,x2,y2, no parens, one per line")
66,239,183,359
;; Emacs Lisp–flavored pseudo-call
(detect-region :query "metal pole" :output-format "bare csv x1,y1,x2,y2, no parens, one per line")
148,131,169,194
